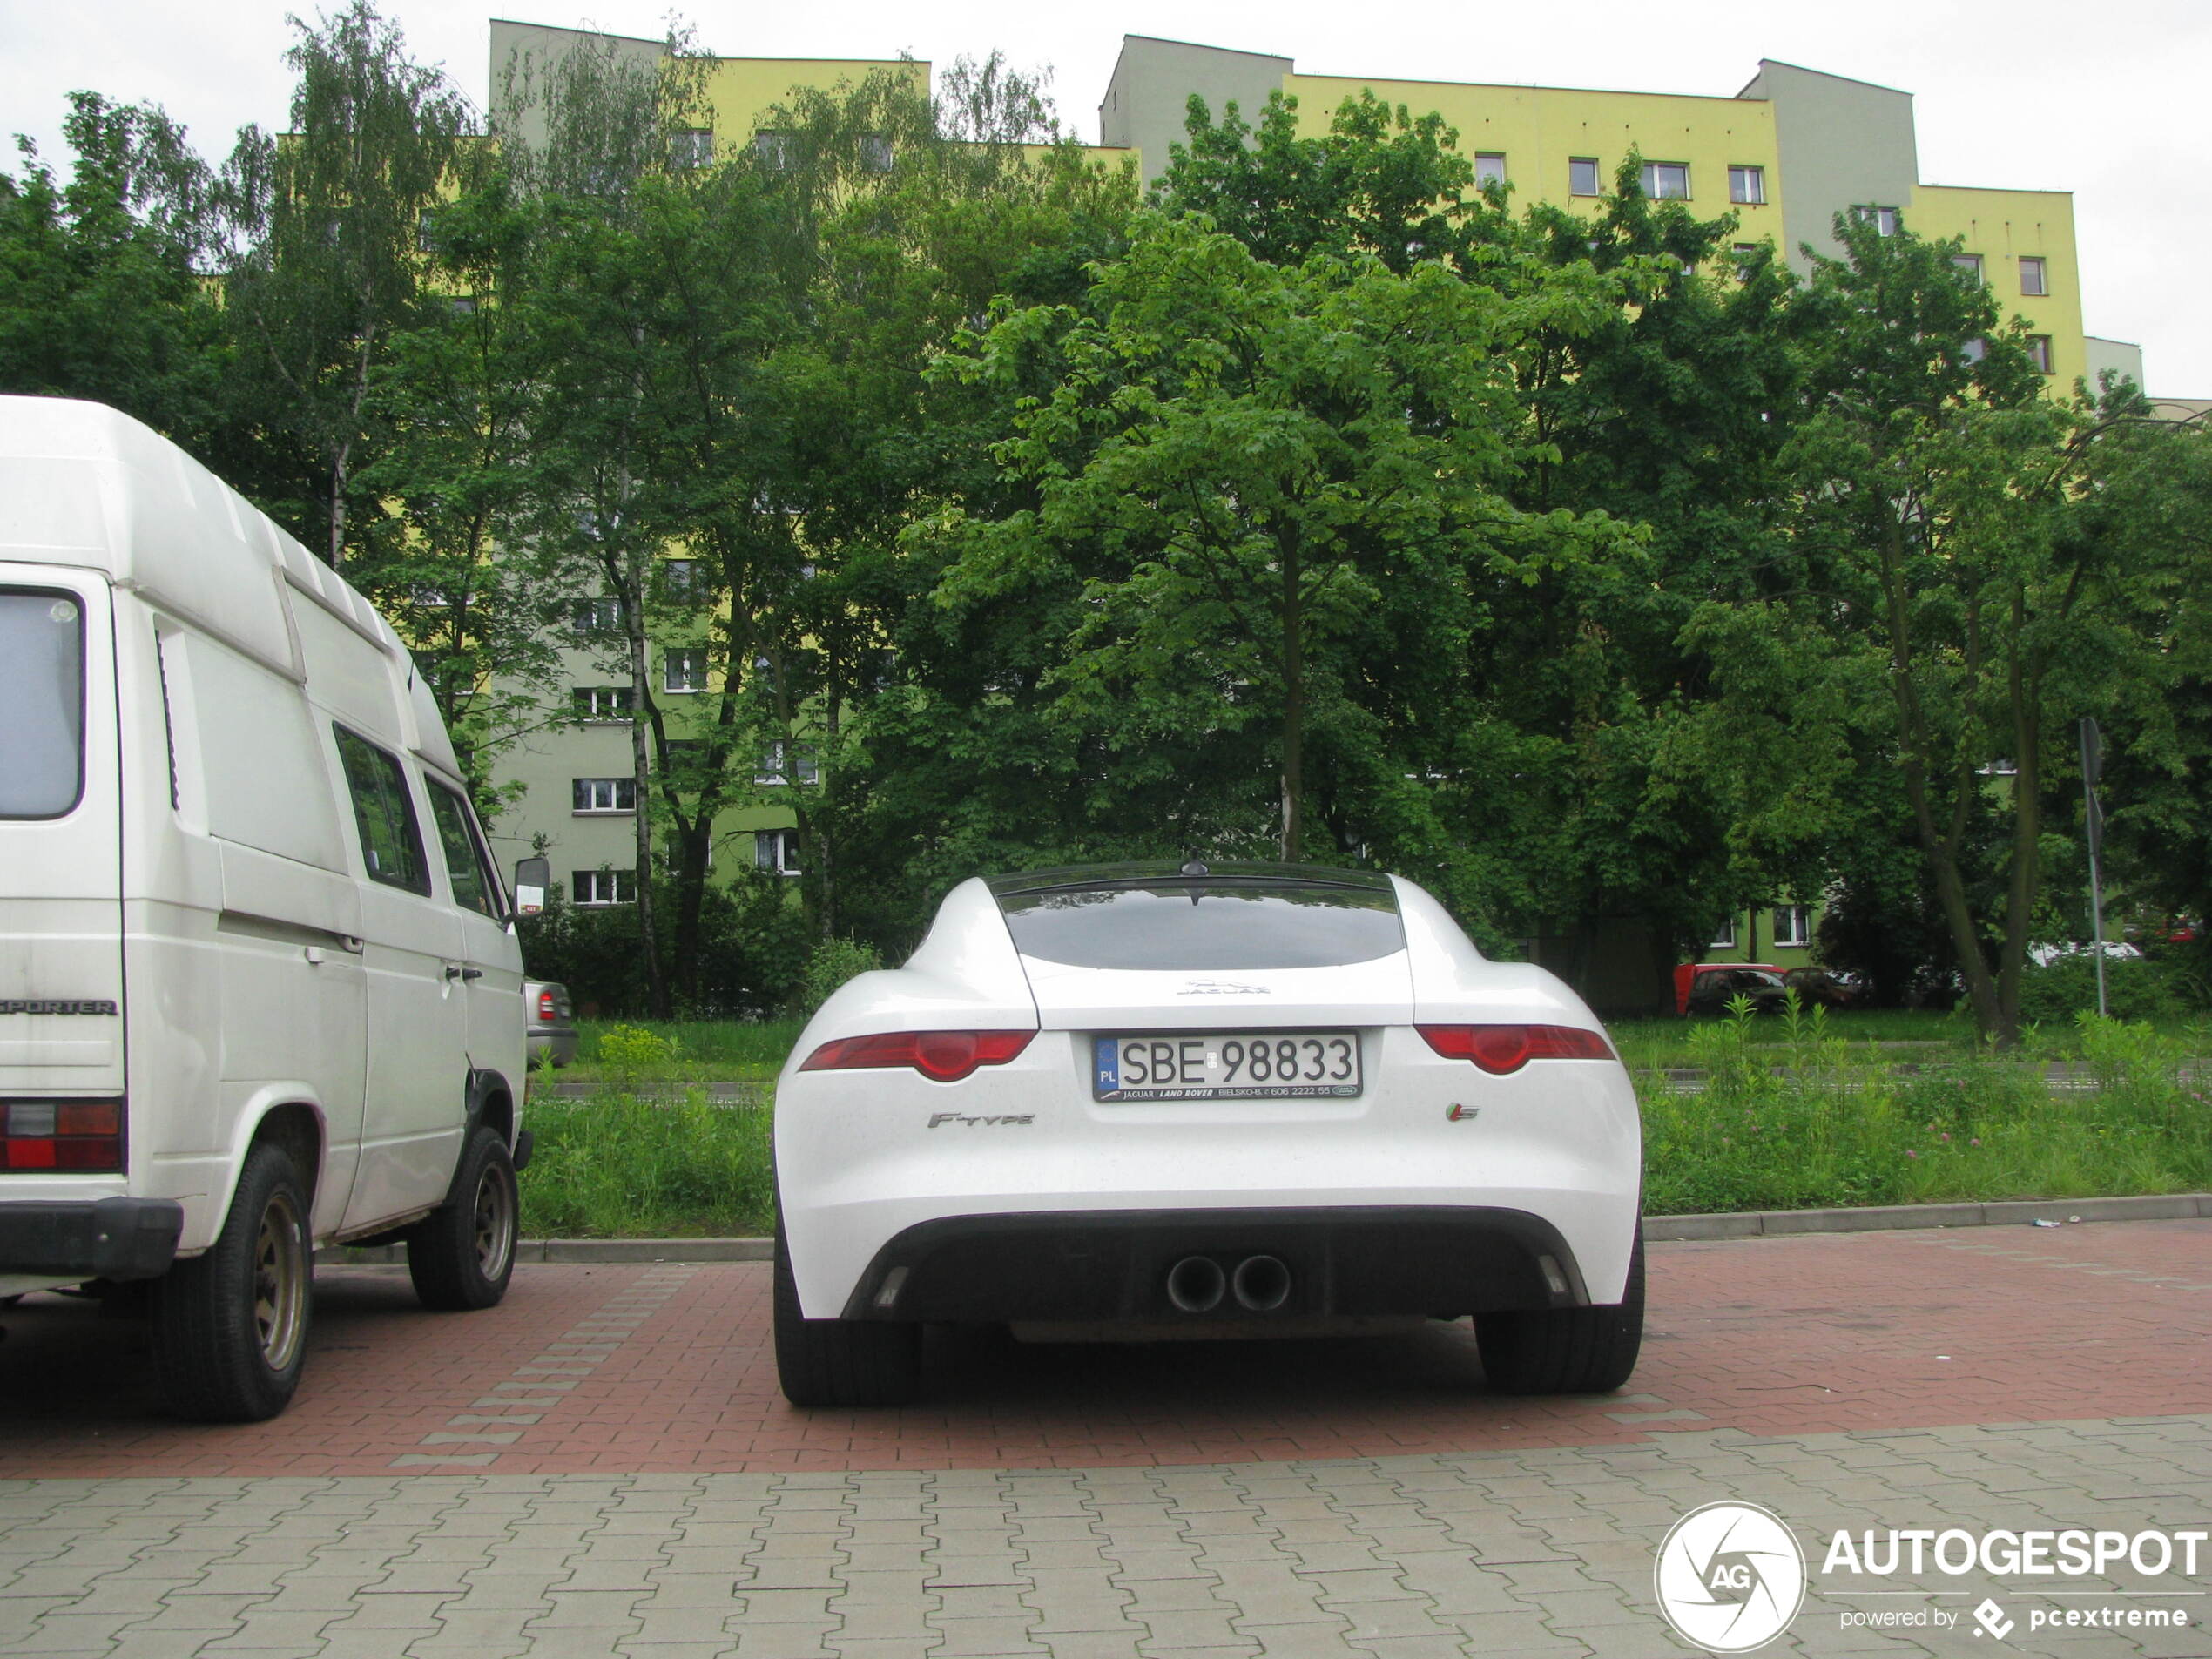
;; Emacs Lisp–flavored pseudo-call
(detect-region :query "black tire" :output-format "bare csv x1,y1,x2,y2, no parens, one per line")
153,1141,313,1422
1477,1227,1645,1395
407,1123,519,1312
772,1218,921,1407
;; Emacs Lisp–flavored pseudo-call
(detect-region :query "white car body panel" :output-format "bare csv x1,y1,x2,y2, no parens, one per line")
776,867,1642,1324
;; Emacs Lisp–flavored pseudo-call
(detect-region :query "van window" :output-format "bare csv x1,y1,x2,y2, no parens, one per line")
334,725,430,894
0,589,85,819
427,779,502,918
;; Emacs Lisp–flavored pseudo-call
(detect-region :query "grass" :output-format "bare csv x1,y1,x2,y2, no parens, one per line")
545,1017,805,1089
1640,1005,2212,1216
1609,1008,1972,1069
512,1008,2211,1238
519,1089,776,1238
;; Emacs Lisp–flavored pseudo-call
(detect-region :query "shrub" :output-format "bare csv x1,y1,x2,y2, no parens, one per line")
2016,952,2179,1025
801,934,886,1015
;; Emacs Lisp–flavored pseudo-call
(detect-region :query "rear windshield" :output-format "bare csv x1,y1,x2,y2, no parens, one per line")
0,589,85,819
997,882,1406,971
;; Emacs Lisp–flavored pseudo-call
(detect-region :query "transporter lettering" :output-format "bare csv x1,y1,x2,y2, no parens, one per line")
1823,1529,2209,1577
0,999,118,1016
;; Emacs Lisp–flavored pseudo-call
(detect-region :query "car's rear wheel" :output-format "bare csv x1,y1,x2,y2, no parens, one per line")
1476,1227,1644,1395
772,1218,921,1407
407,1124,518,1312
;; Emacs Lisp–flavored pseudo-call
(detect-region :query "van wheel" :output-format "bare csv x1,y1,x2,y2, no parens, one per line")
772,1219,920,1407
408,1125,519,1312
153,1142,313,1422
1476,1228,1645,1395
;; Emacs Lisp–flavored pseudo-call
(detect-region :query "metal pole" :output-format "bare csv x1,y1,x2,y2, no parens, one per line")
2080,718,2107,1019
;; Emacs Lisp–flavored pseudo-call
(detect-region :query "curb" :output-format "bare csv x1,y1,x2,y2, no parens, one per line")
320,1193,2212,1265
1643,1191,2212,1241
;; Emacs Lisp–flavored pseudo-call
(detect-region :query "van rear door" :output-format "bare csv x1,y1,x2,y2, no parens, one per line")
0,575,125,1106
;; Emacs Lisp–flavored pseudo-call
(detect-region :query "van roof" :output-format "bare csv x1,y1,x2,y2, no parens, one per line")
0,396,461,780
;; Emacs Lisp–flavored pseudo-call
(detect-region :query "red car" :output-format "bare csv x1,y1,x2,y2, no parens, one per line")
1673,962,1789,1016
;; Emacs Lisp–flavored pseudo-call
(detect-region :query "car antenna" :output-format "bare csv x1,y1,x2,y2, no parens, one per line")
1179,857,1207,903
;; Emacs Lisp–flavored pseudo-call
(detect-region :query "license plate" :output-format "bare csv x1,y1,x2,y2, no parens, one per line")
1092,1032,1362,1101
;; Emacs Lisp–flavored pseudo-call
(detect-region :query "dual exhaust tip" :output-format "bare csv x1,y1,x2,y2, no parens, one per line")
1165,1253,1291,1315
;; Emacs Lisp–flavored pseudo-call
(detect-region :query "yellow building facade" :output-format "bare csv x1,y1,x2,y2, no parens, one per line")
1099,37,2141,395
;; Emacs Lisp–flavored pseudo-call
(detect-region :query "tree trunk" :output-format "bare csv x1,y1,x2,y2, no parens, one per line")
615,544,670,1019
1278,533,1304,863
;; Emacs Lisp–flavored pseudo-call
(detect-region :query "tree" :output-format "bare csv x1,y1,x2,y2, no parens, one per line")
0,94,233,453
353,172,570,812
928,212,1635,865
1697,213,2128,1044
216,0,474,568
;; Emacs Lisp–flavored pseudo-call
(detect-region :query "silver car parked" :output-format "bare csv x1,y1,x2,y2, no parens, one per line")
524,980,579,1068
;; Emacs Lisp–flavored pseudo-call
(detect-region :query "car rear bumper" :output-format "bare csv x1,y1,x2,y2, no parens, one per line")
526,1025,579,1066
0,1197,184,1283
836,1204,1595,1323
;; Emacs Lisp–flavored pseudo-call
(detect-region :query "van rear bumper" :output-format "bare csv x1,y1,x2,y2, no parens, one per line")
0,1197,184,1283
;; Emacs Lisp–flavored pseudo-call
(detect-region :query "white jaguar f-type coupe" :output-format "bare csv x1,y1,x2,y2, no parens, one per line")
772,861,1643,1406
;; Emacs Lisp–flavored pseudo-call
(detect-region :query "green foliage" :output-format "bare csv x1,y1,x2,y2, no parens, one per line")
801,935,886,1015
520,1090,775,1238
517,875,811,1018
2018,954,2182,1025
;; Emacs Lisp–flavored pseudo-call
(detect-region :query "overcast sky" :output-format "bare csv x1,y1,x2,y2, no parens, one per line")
4,0,2204,391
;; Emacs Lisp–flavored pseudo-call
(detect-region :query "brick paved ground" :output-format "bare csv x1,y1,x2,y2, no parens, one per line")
0,1219,2205,1478
0,1417,2206,1657
0,1221,2208,1656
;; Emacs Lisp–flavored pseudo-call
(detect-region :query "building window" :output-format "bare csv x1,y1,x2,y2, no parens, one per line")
1474,152,1507,186
2020,255,2047,296
573,685,633,723
1568,157,1601,197
448,296,477,316
1952,253,1984,284
1710,915,1737,950
571,596,624,636
2027,334,2054,374
573,867,634,906
671,128,713,169
572,777,636,814
1727,165,1764,206
1730,243,1761,281
755,828,801,875
860,132,894,172
755,741,820,786
663,648,705,693
416,213,438,253
1852,205,1901,236
661,558,701,599
752,131,797,172
1772,905,1811,948
1961,337,1987,364
1640,161,1689,199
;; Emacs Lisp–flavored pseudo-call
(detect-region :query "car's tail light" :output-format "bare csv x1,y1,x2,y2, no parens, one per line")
800,1030,1035,1083
537,989,556,1020
1,1099,125,1171
1417,1025,1614,1075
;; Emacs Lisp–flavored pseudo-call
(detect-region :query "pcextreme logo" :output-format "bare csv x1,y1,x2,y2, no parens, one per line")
1653,1501,1807,1653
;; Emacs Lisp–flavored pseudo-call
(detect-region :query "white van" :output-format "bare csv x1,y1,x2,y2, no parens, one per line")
0,397,536,1421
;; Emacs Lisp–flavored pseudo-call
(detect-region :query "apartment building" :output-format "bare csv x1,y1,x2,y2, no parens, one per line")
1098,37,2141,394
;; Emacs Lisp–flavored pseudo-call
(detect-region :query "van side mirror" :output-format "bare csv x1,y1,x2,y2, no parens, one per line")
514,857,550,917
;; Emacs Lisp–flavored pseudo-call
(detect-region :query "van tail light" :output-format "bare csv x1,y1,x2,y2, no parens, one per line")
800,1030,1035,1083
1,1099,125,1172
1417,1025,1615,1075
537,990,556,1020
